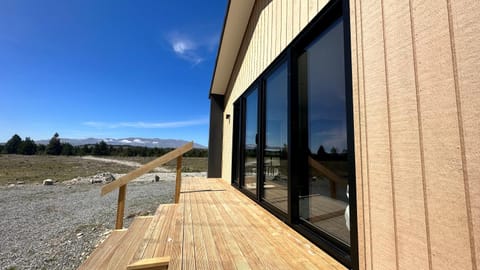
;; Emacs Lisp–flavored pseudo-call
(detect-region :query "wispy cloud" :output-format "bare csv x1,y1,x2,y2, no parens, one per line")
167,32,203,65
83,118,209,129
166,31,219,65
172,39,193,54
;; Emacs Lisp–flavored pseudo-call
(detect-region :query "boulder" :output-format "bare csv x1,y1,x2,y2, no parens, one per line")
104,173,115,182
90,172,115,184
43,179,54,185
90,178,103,184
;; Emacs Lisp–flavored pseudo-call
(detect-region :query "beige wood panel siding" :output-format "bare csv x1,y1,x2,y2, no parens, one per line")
351,0,479,269
382,1,429,269
350,0,367,268
450,1,480,267
221,0,331,180
413,2,471,269
360,1,397,269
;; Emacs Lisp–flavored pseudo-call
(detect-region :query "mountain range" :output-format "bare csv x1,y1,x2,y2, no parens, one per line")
35,137,207,149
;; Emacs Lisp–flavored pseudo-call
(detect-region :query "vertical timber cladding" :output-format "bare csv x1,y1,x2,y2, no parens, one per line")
222,0,330,180
350,0,480,269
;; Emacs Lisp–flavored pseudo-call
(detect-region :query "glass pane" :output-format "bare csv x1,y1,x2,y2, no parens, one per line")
298,18,350,246
263,63,288,212
243,89,258,194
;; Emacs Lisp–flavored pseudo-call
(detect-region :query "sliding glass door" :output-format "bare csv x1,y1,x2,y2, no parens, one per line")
262,62,288,213
242,88,258,195
298,17,350,246
235,63,290,214
230,1,354,266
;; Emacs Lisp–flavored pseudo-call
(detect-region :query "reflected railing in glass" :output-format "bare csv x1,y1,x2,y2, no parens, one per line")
263,147,288,212
299,151,350,245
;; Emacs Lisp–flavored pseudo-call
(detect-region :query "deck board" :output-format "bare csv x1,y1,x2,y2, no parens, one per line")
79,216,153,270
174,178,346,270
160,204,183,270
183,183,196,270
78,229,127,270
198,188,236,269
214,186,285,269
194,188,223,270
78,177,346,269
106,216,153,269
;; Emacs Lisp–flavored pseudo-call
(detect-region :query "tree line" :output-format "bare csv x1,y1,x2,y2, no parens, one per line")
0,133,208,157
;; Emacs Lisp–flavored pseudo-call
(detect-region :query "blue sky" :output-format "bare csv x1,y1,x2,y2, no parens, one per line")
0,0,227,146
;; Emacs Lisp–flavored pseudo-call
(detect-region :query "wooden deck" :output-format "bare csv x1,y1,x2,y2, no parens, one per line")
79,178,346,270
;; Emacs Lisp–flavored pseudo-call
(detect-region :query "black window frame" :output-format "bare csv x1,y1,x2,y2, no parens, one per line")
231,100,241,187
230,0,358,268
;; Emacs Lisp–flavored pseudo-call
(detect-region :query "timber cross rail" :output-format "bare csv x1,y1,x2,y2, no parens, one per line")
101,141,193,229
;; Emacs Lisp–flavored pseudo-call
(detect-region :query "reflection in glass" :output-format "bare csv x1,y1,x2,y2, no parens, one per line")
298,18,350,246
263,63,288,212
243,89,258,194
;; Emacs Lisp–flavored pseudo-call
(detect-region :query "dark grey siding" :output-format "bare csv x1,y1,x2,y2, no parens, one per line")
207,94,224,178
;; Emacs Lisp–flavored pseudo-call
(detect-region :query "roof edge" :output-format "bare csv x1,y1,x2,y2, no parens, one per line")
209,0,255,98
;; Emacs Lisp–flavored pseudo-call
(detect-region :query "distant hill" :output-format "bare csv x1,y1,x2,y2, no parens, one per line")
35,137,207,149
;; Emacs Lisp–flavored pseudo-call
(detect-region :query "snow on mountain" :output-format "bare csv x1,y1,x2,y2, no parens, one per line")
36,137,207,149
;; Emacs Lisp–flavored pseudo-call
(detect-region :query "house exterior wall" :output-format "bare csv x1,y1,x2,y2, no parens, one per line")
350,1,479,269
222,0,329,182
219,0,479,269
208,94,224,178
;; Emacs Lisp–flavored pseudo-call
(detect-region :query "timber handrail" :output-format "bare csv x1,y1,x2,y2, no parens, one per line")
101,141,193,229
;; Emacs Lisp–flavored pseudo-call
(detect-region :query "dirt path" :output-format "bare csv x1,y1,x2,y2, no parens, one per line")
81,156,170,172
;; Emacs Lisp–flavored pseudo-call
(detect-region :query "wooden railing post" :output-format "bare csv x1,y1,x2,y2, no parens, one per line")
174,156,182,203
100,142,193,230
329,181,337,198
116,185,127,229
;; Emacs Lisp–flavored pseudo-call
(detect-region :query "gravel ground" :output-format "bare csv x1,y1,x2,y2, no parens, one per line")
0,172,206,270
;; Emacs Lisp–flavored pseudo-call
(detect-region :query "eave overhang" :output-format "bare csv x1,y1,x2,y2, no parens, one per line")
209,0,255,97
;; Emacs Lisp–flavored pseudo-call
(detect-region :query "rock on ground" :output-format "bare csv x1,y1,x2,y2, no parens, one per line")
0,173,210,270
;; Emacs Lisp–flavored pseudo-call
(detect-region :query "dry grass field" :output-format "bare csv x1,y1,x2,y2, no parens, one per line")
0,154,208,185
110,156,208,172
